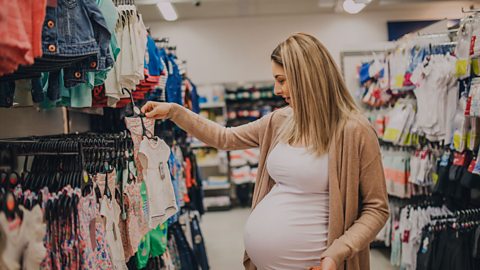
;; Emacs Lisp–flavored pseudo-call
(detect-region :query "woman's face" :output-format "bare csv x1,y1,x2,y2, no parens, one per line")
272,61,291,106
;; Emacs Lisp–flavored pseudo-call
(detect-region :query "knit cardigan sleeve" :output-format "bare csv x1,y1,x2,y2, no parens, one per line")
167,103,268,151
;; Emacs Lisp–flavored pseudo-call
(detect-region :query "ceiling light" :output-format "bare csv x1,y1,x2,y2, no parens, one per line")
342,0,366,14
157,1,178,21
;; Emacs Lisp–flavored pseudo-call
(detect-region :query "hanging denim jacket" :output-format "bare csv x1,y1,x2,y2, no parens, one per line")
165,54,183,105
42,0,113,87
189,79,200,114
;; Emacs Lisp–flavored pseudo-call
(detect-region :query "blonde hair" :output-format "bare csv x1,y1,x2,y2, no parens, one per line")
271,33,359,155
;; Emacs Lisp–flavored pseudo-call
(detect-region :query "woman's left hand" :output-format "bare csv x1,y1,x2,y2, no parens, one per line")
309,257,337,270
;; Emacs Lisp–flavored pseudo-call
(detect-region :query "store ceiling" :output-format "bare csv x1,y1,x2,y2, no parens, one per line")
136,0,477,22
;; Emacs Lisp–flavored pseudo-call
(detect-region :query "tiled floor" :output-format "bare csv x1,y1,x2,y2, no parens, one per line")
201,208,397,270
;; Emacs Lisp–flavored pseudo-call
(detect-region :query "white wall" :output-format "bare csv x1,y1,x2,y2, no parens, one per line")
147,5,468,85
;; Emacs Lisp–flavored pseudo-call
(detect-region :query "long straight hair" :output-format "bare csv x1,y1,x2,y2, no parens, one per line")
271,33,359,155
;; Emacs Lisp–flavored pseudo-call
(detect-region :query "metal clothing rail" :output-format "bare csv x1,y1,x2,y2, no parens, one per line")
14,152,80,156
462,7,480,13
416,28,459,38
431,208,480,221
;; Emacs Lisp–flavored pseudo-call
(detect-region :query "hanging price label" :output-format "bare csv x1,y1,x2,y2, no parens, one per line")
468,159,477,173
453,152,466,166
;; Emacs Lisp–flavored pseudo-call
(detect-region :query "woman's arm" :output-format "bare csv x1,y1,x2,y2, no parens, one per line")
142,102,267,150
320,125,389,268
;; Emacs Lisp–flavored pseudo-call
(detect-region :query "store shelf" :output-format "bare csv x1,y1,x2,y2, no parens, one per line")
225,97,284,103
197,159,221,167
203,183,231,190
233,180,255,185
200,102,225,109
205,205,232,212
204,196,232,211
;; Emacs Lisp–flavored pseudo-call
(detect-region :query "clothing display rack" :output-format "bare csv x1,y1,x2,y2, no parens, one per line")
356,11,480,270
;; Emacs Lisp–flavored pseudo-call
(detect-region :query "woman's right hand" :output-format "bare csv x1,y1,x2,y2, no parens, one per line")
141,101,173,120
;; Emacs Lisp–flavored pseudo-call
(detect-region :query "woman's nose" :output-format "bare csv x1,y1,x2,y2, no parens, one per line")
274,85,283,96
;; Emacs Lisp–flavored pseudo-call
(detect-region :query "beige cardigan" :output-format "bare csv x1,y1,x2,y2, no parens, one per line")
168,104,389,270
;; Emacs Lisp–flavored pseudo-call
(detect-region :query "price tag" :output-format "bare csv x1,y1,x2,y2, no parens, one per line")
468,159,476,173
402,230,410,243
453,152,466,166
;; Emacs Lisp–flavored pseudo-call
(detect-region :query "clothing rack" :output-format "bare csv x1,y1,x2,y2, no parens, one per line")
154,37,170,43
0,139,82,155
462,6,480,13
113,0,135,6
431,208,480,221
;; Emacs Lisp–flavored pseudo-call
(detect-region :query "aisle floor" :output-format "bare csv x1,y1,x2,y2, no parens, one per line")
201,208,397,270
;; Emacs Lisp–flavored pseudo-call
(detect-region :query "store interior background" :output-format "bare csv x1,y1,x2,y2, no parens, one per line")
138,1,474,269
1,1,477,269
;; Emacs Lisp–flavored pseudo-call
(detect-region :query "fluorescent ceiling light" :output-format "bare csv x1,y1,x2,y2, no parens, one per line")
342,0,366,14
157,1,178,21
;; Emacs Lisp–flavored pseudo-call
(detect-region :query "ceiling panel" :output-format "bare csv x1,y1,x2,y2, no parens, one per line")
137,0,479,22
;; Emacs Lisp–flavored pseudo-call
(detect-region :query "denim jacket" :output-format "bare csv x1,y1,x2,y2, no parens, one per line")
43,0,113,73
165,54,183,105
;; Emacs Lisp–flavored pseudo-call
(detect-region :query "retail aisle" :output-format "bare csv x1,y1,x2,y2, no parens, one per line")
202,208,397,270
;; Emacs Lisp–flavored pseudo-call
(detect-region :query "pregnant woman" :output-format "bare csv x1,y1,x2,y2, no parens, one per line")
142,33,389,270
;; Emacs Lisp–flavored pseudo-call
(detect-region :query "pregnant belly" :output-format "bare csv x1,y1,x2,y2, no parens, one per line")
244,185,329,270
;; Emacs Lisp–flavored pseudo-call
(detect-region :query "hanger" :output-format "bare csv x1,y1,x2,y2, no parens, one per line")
121,88,156,140
462,6,480,13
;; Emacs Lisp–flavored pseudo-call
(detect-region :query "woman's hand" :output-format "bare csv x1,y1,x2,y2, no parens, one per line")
309,257,337,270
141,101,172,120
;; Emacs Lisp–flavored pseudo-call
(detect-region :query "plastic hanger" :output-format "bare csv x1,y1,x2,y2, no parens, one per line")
122,88,156,140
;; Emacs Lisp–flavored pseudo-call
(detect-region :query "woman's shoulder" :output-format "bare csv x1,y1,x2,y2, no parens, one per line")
341,111,378,141
267,106,292,123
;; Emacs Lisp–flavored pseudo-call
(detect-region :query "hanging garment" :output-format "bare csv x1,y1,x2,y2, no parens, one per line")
167,231,182,269
169,222,198,270
161,248,175,270
136,223,169,269
94,197,114,270
0,205,46,270
0,0,47,76
100,196,128,270
79,192,98,269
190,213,209,270
118,194,134,261
125,117,155,182
124,182,149,257
138,137,178,228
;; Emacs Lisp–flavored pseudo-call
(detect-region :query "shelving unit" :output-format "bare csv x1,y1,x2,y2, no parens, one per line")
195,86,231,211
225,84,287,207
194,83,287,209
199,102,226,109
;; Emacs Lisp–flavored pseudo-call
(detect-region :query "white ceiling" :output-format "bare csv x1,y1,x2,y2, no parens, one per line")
136,0,479,22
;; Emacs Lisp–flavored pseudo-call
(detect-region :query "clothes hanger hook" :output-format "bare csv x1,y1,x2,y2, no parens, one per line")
121,88,141,116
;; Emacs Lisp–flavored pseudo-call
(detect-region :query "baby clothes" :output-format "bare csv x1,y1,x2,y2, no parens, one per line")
0,205,46,270
383,99,416,145
125,116,155,182
125,182,149,252
100,196,128,270
118,178,148,261
0,221,5,270
0,0,47,76
118,200,134,261
95,171,117,199
138,137,178,229
79,192,98,269
94,213,114,270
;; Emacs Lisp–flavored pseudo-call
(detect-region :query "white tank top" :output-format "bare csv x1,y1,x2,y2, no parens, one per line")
244,143,329,270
